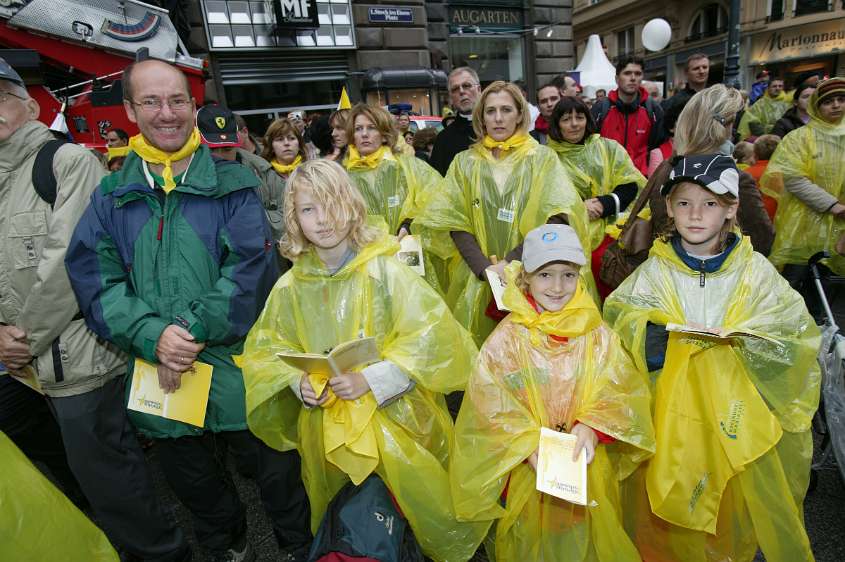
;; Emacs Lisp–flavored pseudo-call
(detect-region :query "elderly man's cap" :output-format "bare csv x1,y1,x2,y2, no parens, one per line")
0,57,25,87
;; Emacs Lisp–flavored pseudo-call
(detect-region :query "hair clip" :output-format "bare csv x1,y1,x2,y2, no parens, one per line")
713,114,727,126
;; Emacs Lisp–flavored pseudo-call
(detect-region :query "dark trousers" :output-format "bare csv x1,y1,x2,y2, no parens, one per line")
0,375,87,509
49,376,188,562
154,430,311,552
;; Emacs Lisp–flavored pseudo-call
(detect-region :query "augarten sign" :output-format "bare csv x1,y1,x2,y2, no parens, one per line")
274,0,319,30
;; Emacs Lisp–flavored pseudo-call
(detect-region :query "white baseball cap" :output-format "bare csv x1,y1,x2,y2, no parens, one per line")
522,224,586,273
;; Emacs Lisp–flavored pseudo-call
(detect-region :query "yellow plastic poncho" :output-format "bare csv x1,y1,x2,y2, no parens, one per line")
762,88,845,274
346,150,450,291
738,91,791,139
603,236,820,562
240,236,487,562
0,432,118,561
547,134,646,249
416,137,594,344
451,263,655,561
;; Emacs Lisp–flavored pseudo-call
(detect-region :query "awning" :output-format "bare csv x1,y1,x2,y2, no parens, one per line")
362,67,447,90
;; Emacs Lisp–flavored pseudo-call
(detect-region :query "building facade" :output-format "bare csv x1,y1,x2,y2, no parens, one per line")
573,0,845,95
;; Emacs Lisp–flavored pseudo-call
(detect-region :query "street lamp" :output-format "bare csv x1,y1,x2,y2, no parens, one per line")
724,0,742,87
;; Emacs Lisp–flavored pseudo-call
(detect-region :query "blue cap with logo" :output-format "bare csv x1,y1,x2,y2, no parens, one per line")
522,224,586,273
0,57,24,87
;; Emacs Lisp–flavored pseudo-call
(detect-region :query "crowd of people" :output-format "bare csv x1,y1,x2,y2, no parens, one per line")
0,47,844,562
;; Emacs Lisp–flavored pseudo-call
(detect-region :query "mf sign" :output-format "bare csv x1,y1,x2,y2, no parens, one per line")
274,0,319,30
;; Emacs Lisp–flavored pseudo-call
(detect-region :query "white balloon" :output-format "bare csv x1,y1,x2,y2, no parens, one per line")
642,18,672,52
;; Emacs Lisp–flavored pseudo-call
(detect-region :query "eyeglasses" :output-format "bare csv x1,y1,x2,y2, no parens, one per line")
129,97,192,112
0,91,27,104
449,82,479,94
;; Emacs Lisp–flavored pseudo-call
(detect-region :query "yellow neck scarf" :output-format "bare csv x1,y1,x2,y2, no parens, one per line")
107,146,131,160
503,262,601,346
129,128,201,193
345,145,389,170
482,132,531,154
271,154,303,176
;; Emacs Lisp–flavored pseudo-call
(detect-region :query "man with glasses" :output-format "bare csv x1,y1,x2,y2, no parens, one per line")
0,57,190,561
429,66,482,176
66,59,312,562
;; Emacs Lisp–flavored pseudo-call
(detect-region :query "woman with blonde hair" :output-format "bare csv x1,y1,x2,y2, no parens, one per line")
648,84,774,255
240,159,487,561
418,80,592,344
344,103,447,291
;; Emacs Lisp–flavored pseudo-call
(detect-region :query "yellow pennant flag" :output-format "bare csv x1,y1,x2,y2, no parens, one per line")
337,86,352,110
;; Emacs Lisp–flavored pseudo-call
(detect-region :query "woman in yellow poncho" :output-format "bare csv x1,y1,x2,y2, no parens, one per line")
451,224,655,562
761,78,845,289
546,96,646,299
416,81,592,345
259,117,309,244
240,160,487,562
604,154,820,562
344,103,448,292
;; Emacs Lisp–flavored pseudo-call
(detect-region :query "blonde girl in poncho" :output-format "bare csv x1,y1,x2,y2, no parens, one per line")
240,160,487,562
417,80,592,345
451,224,655,562
604,154,820,562
344,103,449,292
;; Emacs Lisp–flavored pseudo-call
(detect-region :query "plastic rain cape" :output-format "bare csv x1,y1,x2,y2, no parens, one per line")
346,151,451,292
603,237,820,562
548,134,646,249
0,431,118,561
449,262,655,562
416,137,595,344
761,90,845,274
738,92,791,139
239,236,487,562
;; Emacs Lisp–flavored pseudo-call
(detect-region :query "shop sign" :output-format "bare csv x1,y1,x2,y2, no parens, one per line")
449,7,523,27
368,7,413,23
274,0,319,30
749,18,845,64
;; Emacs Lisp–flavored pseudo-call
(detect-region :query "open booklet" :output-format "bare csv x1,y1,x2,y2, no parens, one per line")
535,427,588,505
127,358,213,427
486,269,510,312
276,337,380,378
665,323,779,344
395,235,425,276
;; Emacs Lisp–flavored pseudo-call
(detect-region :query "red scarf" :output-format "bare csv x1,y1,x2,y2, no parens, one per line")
534,115,550,134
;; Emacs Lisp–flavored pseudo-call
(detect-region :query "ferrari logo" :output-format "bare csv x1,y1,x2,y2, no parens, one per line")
215,117,226,129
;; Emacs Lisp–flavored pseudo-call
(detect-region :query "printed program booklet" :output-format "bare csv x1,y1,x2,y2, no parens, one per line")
396,235,425,276
665,323,778,344
127,358,213,427
486,269,510,312
276,337,380,378
4,365,43,395
536,427,588,505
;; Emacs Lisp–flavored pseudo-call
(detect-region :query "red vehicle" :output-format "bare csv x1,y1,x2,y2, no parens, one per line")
0,0,205,149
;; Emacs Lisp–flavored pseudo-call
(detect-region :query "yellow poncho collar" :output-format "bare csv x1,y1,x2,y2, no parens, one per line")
270,154,303,175
502,261,601,345
344,145,391,170
481,131,531,154
546,133,598,157
129,128,201,193
293,234,400,281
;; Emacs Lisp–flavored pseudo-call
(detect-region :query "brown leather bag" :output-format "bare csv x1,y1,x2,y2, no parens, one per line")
599,173,662,289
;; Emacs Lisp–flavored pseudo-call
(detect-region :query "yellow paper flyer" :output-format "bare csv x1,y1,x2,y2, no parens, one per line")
536,427,588,505
127,359,213,427
3,365,43,395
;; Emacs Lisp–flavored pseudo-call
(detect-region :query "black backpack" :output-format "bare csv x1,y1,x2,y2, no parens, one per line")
31,139,67,208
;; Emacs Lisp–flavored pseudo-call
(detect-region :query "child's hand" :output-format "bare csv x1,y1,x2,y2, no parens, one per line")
397,227,409,242
527,449,539,472
486,259,508,279
585,198,604,220
300,374,328,406
329,372,371,400
571,423,598,465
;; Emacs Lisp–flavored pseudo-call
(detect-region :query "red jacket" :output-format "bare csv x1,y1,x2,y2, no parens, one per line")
593,87,659,176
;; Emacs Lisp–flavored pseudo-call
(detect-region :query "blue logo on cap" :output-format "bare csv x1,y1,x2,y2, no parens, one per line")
542,232,558,242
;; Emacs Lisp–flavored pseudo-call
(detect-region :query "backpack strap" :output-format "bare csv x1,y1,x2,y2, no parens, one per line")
31,139,67,209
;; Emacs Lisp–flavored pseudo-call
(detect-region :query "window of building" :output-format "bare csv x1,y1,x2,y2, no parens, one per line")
201,0,355,50
767,0,785,21
794,0,830,16
688,4,728,42
449,34,524,84
616,27,634,59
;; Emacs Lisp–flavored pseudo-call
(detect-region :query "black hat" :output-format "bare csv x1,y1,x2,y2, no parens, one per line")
661,154,739,198
0,57,24,87
196,104,241,148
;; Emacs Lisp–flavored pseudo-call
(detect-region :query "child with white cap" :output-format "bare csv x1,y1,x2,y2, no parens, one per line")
604,154,820,562
450,223,655,561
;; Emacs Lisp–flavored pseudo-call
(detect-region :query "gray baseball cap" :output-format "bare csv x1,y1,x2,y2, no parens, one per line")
0,57,24,87
522,224,586,273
